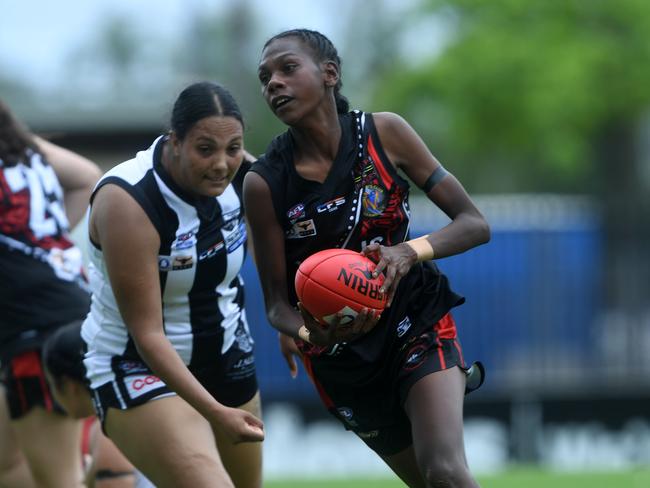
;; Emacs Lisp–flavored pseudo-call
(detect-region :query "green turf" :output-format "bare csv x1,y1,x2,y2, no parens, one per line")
265,467,650,487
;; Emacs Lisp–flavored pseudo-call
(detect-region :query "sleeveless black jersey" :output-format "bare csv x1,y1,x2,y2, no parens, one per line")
251,111,464,363
0,150,90,355
82,137,254,386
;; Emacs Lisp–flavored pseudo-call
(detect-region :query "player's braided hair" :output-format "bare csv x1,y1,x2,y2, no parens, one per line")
263,29,350,114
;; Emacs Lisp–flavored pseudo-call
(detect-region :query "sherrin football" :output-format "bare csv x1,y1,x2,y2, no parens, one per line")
295,248,387,325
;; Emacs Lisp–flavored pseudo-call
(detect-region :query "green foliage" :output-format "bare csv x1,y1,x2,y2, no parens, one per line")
372,0,650,192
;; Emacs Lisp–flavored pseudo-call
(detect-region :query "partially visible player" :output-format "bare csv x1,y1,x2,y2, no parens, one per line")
43,321,154,488
0,99,102,487
82,81,264,488
245,29,490,487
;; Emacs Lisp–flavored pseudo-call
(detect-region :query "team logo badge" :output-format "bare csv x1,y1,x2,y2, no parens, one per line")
287,219,317,239
337,407,358,427
362,185,387,217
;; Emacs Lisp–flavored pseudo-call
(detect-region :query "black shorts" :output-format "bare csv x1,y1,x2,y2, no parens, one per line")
303,313,484,457
90,355,259,427
0,349,64,420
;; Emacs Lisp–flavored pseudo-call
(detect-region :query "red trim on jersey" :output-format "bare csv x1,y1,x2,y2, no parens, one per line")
10,351,53,410
301,355,335,409
433,313,458,340
367,135,394,189
436,337,447,370
11,350,42,377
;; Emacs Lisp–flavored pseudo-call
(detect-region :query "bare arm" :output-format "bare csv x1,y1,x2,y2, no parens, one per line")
91,184,263,443
374,112,490,258
361,112,490,302
243,171,302,338
35,136,102,228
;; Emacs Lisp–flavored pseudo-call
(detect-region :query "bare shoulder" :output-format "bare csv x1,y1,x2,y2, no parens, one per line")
91,183,158,247
371,111,411,136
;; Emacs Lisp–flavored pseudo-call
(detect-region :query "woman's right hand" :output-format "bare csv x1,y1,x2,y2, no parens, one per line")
298,302,381,347
211,406,264,444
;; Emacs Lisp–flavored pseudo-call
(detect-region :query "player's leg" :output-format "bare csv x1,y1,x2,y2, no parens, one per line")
105,395,234,488
0,387,35,488
3,349,84,488
211,391,263,488
12,407,84,487
404,366,478,488
380,445,426,488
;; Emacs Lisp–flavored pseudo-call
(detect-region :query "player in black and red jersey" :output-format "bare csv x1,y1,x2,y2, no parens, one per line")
0,100,101,487
245,29,490,487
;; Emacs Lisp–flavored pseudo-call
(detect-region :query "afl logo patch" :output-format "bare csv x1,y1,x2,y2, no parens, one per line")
362,184,386,217
287,203,305,222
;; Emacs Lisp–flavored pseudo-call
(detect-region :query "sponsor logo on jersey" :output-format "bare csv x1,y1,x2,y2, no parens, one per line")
159,255,194,271
337,407,358,427
126,374,163,399
198,241,225,261
362,184,387,217
403,344,427,371
172,255,194,270
287,203,305,222
316,196,346,213
222,209,241,231
225,221,246,253
232,355,255,371
235,327,254,353
337,266,385,301
397,316,412,338
173,231,196,250
287,219,317,239
117,360,149,374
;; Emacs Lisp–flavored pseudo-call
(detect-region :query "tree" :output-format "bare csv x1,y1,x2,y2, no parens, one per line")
372,0,650,376
372,0,650,194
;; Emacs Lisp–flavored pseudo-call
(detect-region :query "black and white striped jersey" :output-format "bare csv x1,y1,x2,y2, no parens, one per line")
0,150,89,352
82,136,254,388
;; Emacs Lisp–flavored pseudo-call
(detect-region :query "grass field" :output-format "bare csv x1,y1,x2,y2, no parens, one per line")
266,467,650,487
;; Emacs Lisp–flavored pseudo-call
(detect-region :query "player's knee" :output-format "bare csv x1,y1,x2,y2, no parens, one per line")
0,448,26,476
420,456,472,488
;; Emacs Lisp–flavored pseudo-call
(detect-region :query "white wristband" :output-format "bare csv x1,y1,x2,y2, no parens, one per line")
405,236,435,261
298,325,312,343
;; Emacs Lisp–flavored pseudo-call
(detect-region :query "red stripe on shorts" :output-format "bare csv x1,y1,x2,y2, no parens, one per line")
301,355,335,409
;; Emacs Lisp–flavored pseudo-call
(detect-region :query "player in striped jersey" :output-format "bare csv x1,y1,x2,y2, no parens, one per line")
246,30,490,487
81,82,263,488
0,99,101,487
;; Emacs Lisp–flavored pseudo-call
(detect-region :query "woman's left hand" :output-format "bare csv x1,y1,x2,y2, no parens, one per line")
361,242,418,307
298,303,380,347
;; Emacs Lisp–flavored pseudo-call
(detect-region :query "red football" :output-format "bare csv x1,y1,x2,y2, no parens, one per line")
295,249,387,325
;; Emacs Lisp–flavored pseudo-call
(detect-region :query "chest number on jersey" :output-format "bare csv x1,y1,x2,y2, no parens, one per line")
361,236,384,249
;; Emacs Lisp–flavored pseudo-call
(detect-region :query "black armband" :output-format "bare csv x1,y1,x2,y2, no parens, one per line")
420,166,448,194
94,469,136,480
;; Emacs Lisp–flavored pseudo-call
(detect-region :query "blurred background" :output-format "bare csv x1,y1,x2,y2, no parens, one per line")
3,0,650,484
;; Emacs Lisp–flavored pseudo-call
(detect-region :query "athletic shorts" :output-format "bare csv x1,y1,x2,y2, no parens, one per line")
303,313,485,457
90,355,258,427
0,349,64,419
